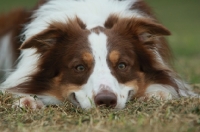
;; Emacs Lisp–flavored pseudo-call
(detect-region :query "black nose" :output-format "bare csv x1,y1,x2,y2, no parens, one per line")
94,90,117,108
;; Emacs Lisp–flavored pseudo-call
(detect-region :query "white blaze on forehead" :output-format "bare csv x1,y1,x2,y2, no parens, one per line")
88,32,114,92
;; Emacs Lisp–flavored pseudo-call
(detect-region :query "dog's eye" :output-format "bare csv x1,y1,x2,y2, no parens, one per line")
117,63,126,70
75,65,85,72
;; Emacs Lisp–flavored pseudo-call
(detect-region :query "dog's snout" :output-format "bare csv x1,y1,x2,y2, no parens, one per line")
94,90,117,107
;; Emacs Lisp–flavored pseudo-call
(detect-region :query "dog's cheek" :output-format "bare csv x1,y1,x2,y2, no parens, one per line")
123,72,148,99
46,83,81,102
124,80,139,96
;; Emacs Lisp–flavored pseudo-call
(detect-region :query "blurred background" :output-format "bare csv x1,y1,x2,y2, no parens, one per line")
0,0,199,84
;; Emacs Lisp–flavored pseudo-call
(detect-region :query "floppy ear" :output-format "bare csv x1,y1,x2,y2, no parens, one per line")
136,19,171,42
113,18,171,42
20,28,63,51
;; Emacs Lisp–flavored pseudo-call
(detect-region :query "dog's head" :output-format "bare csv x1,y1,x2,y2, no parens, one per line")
12,16,170,109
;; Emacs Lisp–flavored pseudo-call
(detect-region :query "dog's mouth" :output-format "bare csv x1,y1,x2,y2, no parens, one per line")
127,90,134,101
68,92,80,107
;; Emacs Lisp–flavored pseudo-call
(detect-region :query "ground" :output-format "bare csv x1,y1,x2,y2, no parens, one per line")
0,0,200,131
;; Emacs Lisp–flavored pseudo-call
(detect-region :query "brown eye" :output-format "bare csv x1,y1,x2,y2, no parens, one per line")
118,63,126,70
75,65,85,72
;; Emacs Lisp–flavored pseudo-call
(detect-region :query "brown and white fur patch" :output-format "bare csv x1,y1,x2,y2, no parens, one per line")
0,0,198,110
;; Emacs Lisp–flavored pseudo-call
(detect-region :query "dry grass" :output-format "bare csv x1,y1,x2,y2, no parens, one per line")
1,86,200,132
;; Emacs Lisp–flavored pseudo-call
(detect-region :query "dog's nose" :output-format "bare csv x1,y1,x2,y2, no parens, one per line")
94,90,117,107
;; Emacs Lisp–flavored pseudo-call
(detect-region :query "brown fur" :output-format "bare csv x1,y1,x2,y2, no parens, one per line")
104,16,178,98
131,0,156,18
3,0,181,103
9,15,178,99
10,19,93,96
109,51,120,67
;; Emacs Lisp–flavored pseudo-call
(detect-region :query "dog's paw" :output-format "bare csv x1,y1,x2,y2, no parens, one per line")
145,91,172,100
139,84,176,101
13,96,44,109
139,91,173,101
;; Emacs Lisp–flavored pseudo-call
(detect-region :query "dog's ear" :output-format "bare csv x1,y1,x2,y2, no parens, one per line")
20,28,61,50
136,19,171,42
20,18,86,52
20,28,63,51
113,18,170,42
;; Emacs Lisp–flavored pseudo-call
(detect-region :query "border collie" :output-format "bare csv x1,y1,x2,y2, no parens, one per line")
0,0,197,109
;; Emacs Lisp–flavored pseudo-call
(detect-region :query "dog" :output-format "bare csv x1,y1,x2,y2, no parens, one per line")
0,0,197,109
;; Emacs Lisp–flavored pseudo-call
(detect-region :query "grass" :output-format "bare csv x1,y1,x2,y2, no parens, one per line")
0,0,200,132
1,89,200,132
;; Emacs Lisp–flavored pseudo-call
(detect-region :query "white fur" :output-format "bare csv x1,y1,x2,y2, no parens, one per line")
13,96,44,109
1,49,40,90
153,48,167,67
11,94,61,107
174,78,198,97
74,32,134,109
145,84,178,100
0,33,13,76
23,0,141,41
13,95,61,109
150,47,198,98
145,83,199,100
36,95,62,105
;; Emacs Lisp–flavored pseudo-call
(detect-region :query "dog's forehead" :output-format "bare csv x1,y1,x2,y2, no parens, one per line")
87,31,119,63
87,30,135,61
88,32,108,57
